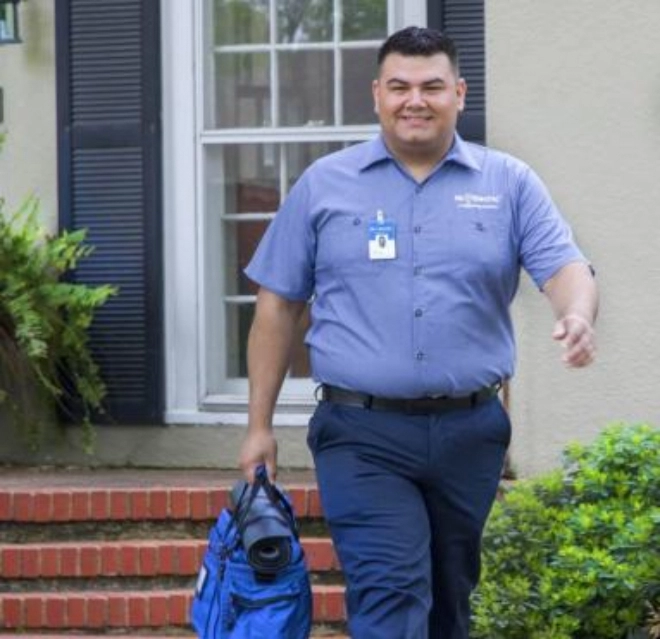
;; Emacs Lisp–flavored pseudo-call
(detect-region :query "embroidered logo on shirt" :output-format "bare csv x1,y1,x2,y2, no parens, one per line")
454,193,501,209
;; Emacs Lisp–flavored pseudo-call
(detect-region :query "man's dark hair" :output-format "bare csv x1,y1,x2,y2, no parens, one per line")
377,26,460,75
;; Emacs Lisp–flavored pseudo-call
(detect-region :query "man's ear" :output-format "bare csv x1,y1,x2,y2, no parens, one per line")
372,78,380,115
457,77,467,112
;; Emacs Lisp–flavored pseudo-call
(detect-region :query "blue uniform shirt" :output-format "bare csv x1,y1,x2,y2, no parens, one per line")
245,134,587,398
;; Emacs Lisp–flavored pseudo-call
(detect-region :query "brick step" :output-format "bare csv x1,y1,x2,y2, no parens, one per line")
0,485,323,523
0,538,340,579
0,585,345,630
0,636,347,639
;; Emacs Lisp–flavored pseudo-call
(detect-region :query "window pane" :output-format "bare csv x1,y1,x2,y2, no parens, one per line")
225,220,270,296
224,303,311,378
279,51,333,126
342,48,378,124
221,144,281,214
208,143,280,296
0,4,17,41
342,0,388,41
225,303,254,377
277,0,332,43
213,0,269,45
211,52,271,128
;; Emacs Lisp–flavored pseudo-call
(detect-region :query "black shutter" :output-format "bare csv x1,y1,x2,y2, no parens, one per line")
428,0,485,143
55,0,163,423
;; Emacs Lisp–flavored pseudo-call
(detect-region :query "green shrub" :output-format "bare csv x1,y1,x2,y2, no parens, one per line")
0,188,116,451
472,423,660,639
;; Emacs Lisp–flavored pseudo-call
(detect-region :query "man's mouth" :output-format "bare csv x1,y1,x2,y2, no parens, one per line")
400,114,432,123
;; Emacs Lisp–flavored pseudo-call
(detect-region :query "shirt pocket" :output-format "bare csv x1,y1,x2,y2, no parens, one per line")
316,213,386,279
444,210,511,280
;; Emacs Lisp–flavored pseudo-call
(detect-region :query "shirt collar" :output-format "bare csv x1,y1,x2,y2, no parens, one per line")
358,132,482,173
444,133,482,171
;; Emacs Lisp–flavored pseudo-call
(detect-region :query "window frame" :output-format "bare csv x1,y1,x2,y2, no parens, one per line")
163,0,431,423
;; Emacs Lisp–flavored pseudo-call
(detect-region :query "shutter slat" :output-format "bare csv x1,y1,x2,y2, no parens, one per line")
69,0,142,124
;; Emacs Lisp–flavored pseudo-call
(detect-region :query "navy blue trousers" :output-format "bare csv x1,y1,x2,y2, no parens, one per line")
307,397,510,639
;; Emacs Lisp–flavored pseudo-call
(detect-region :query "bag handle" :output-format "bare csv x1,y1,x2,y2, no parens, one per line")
255,466,300,540
226,465,300,545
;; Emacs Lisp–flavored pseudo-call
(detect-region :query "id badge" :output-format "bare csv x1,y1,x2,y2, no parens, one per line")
368,211,396,260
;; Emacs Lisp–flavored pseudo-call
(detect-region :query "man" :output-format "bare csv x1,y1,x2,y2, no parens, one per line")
239,26,598,639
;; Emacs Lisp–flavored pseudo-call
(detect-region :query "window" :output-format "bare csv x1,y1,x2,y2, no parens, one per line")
0,2,20,44
201,0,401,401
162,0,429,421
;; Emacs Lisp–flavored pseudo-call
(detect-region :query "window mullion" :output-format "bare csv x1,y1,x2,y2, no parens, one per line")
334,0,343,126
279,143,287,204
270,0,278,127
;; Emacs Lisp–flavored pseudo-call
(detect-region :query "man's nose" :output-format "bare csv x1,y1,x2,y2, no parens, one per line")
406,88,425,106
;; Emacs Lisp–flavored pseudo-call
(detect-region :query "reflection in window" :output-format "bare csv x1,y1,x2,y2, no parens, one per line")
277,0,333,43
343,48,378,124
342,0,387,41
213,0,269,45
279,51,334,127
215,53,271,128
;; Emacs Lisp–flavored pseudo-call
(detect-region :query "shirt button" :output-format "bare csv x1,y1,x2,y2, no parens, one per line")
414,309,423,317
416,351,424,360
353,217,361,226
415,185,422,194
414,226,422,234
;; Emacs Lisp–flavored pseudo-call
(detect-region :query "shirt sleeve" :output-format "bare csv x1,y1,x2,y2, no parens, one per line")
243,171,316,301
515,165,588,289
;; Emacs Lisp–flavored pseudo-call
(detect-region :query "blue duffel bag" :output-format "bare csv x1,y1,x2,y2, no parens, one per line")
190,466,312,638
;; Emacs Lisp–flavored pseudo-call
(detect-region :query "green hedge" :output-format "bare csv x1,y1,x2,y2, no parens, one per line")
472,423,660,639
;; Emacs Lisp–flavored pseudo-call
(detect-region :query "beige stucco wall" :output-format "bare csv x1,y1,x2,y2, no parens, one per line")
0,0,57,230
487,2,660,476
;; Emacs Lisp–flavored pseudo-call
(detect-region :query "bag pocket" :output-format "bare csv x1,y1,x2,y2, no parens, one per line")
190,509,236,638
222,559,312,639
191,557,221,638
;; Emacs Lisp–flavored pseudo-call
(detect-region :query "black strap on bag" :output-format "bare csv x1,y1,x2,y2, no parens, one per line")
228,465,300,579
230,466,298,538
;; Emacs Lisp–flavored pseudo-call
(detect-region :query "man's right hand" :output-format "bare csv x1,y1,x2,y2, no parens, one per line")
238,429,278,484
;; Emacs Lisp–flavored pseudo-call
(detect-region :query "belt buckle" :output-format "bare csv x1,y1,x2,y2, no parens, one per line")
403,398,435,415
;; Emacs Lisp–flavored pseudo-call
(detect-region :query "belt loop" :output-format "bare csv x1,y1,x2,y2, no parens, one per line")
363,394,374,410
470,392,478,408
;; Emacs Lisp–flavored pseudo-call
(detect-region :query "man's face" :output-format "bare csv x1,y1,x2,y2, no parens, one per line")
372,52,466,158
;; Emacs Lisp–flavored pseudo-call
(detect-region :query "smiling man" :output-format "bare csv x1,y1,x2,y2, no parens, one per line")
373,43,466,178
240,27,598,639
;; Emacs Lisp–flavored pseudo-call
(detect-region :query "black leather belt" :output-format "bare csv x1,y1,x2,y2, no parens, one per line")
318,383,501,415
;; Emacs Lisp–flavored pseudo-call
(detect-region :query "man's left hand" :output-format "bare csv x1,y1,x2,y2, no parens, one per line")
552,314,596,368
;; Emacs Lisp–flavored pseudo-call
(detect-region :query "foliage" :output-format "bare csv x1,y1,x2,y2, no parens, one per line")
0,188,116,451
471,423,660,639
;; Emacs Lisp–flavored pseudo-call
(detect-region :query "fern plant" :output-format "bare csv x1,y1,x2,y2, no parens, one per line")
0,186,116,451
